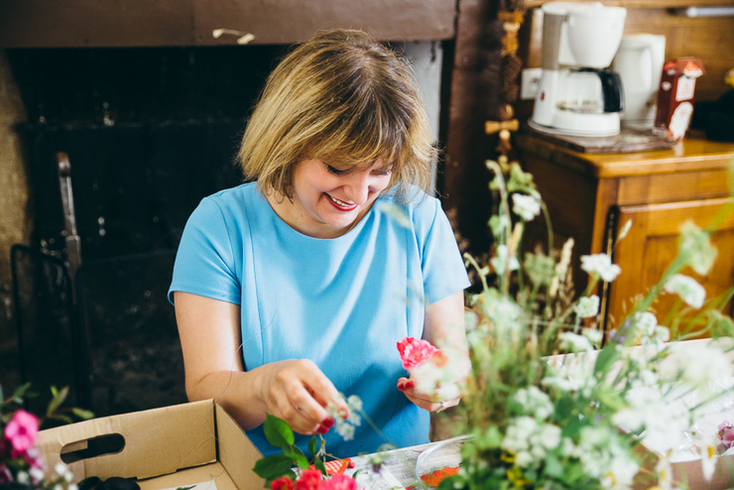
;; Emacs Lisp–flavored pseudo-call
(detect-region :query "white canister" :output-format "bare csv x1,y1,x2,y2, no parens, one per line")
611,34,666,129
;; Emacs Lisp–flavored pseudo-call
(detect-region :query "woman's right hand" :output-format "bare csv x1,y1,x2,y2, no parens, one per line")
174,292,346,435
254,359,345,435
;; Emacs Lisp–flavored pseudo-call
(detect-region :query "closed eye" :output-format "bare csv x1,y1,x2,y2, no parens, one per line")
373,167,393,177
325,164,347,175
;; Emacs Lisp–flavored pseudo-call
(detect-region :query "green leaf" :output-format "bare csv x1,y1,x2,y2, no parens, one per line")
593,344,618,376
284,446,309,470
308,436,318,457
47,386,70,415
253,455,296,480
72,408,95,420
264,413,294,449
542,454,564,478
313,458,327,476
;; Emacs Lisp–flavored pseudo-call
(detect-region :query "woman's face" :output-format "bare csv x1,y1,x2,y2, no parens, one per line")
275,158,392,238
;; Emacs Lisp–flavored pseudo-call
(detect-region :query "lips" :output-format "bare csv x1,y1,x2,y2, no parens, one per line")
326,194,358,212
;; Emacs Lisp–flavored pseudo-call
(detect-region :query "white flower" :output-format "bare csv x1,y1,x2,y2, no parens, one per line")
679,220,717,275
511,386,554,420
17,472,30,485
558,331,594,352
336,422,355,441
29,467,45,484
574,295,600,318
664,274,706,309
410,346,469,402
491,244,520,275
512,193,541,221
581,254,621,282
664,341,733,389
632,312,670,345
582,327,603,345
698,432,720,481
55,463,68,476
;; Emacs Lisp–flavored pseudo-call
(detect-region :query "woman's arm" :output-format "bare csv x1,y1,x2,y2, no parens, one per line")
174,291,343,434
397,290,468,411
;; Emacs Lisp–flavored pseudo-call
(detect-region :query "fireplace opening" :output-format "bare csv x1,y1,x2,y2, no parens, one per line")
3,41,445,417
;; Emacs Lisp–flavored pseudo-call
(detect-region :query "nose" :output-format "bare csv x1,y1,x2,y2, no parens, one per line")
342,171,376,205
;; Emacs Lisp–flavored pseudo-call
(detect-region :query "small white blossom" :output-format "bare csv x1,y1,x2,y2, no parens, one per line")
512,193,541,221
17,472,30,484
336,422,355,441
664,342,733,389
29,467,45,484
574,295,600,318
581,254,621,282
558,331,594,352
511,386,554,420
679,221,717,275
632,312,670,345
55,463,68,476
581,327,603,345
491,244,520,275
664,274,706,309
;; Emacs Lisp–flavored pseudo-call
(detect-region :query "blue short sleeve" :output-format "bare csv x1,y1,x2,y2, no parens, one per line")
168,197,241,305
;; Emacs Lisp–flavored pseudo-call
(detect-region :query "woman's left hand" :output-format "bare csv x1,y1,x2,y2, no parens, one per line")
397,377,461,412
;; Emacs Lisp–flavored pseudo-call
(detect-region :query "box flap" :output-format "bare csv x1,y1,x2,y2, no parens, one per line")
37,400,217,481
213,403,264,490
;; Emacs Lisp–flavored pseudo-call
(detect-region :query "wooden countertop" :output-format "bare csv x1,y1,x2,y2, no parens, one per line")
516,133,734,179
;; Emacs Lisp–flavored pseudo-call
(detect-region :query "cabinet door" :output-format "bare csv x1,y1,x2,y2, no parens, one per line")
608,198,734,337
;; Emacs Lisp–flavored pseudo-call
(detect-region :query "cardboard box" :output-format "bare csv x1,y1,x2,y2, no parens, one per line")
36,400,265,490
653,58,705,140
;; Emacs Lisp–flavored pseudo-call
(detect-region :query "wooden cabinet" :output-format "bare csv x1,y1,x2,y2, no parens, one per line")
516,134,734,335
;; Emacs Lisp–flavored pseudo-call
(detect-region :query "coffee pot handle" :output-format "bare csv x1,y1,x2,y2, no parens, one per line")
597,69,624,112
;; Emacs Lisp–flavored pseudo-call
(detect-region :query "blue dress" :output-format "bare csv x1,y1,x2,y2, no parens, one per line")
169,182,469,457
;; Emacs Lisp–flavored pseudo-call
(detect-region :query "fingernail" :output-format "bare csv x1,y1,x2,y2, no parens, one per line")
316,425,329,434
397,381,406,391
404,381,415,390
321,417,334,429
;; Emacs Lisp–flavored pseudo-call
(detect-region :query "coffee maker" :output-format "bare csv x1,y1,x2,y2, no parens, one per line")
530,2,627,136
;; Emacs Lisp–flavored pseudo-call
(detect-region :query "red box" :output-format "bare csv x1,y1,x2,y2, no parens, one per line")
653,58,705,140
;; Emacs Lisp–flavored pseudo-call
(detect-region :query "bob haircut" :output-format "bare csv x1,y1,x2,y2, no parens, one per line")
238,29,436,202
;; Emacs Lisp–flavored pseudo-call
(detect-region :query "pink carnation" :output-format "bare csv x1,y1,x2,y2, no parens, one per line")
397,337,440,370
4,409,39,453
321,474,359,490
296,469,323,490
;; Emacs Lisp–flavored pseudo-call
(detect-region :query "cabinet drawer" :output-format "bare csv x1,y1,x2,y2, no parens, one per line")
617,169,732,206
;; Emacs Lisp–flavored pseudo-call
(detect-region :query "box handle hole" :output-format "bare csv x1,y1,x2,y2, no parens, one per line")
60,433,126,463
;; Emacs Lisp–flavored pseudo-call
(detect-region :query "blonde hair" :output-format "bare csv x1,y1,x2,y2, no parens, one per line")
238,29,436,202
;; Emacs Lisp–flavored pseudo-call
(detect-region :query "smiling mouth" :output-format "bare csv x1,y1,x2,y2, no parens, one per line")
327,194,358,211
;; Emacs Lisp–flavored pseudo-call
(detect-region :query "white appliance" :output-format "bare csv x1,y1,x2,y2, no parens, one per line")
611,34,666,130
530,1,627,136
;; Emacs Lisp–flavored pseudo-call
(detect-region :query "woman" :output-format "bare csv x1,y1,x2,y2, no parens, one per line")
169,28,470,458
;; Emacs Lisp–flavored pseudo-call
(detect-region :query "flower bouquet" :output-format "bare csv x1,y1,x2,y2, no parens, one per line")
1,383,93,489
442,158,734,490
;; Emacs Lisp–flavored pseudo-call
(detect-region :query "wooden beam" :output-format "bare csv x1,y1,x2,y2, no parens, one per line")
524,0,734,8
0,0,457,48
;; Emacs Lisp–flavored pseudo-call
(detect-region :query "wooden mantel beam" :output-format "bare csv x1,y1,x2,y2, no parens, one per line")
0,0,458,48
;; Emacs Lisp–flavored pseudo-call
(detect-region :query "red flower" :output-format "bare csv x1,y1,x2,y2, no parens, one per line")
397,337,440,370
271,476,295,490
321,474,359,490
4,409,39,453
296,469,323,490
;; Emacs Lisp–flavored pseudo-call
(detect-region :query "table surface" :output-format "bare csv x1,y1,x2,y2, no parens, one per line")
344,436,466,490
